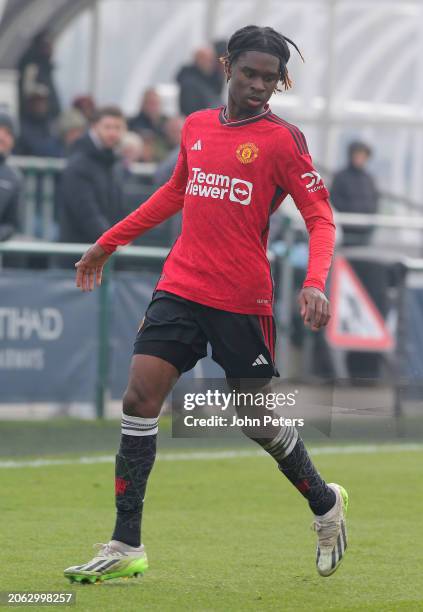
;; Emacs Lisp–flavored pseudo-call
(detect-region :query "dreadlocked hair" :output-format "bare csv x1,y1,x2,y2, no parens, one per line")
220,25,304,91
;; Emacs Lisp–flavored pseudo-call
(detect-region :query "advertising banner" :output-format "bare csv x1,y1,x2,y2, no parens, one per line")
0,270,97,402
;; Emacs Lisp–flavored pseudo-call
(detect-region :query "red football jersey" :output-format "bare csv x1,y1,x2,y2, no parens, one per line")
98,105,335,315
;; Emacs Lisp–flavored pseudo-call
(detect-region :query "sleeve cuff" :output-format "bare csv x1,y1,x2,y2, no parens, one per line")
302,279,325,292
96,238,117,255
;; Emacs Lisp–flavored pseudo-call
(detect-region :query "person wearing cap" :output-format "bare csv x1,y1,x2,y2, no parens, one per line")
331,141,379,246
55,108,87,156
0,113,22,242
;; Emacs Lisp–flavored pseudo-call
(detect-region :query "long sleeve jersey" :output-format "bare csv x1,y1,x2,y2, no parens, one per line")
97,105,335,315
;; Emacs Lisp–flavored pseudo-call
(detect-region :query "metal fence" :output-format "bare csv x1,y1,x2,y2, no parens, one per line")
9,155,423,242
9,156,156,240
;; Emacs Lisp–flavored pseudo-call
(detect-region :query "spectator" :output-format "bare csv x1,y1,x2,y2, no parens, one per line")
73,95,97,124
16,92,62,157
153,116,185,185
152,114,185,163
135,133,156,162
163,115,184,151
176,46,223,116
56,108,87,156
331,141,379,246
117,132,153,224
18,30,61,122
211,39,227,97
120,131,144,167
152,116,185,242
59,106,127,245
0,113,22,241
128,88,167,138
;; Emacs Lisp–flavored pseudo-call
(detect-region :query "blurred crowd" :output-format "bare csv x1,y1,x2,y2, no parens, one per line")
14,31,226,163
1,31,228,249
0,30,379,252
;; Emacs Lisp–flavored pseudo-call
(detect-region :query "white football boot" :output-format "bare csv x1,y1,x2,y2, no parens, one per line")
64,540,148,584
312,483,349,577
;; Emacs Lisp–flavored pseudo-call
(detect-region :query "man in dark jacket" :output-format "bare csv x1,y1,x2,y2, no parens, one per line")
331,141,379,246
128,89,166,138
59,106,126,245
176,46,223,116
0,113,22,242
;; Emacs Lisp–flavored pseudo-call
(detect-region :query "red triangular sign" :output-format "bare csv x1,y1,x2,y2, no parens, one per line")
326,256,394,351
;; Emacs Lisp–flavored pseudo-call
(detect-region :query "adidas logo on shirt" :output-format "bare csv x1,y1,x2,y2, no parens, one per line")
191,139,202,151
252,354,269,366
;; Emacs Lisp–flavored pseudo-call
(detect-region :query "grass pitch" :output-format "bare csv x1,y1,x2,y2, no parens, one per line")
1,438,423,611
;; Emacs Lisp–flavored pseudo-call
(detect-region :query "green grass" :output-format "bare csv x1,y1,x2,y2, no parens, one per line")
1,445,423,611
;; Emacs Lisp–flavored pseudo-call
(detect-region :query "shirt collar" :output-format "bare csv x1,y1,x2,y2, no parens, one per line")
219,104,271,127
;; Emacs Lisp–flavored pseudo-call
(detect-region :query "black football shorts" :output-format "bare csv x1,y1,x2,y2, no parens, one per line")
133,290,279,380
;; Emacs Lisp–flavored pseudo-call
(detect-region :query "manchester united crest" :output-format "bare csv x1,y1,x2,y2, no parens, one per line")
236,142,259,164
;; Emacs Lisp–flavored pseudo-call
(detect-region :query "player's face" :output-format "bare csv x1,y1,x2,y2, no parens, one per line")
94,116,126,150
228,51,280,114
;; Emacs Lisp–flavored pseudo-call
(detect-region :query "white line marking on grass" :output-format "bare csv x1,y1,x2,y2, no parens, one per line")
0,443,423,469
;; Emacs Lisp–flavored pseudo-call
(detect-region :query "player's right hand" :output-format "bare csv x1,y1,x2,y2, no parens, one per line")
298,286,331,331
75,243,110,292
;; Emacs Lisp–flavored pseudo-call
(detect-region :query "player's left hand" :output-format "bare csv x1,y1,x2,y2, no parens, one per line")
298,287,330,332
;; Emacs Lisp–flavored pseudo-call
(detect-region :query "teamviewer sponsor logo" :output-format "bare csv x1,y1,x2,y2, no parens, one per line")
186,167,253,205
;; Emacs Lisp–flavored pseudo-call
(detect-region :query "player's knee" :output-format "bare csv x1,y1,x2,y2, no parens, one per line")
230,377,273,419
122,387,161,418
228,376,273,393
229,378,276,440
